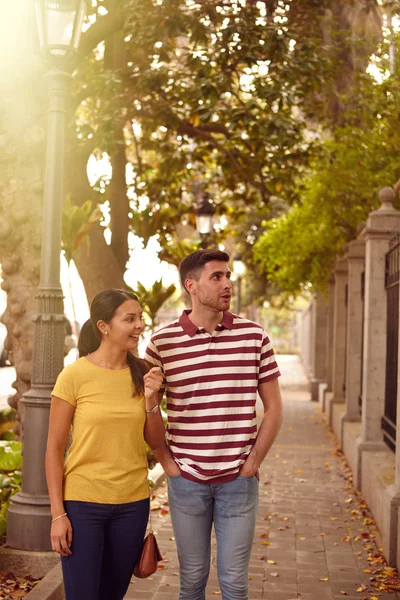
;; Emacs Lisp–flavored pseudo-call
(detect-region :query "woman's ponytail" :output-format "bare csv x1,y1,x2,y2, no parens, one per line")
78,319,100,357
127,352,149,395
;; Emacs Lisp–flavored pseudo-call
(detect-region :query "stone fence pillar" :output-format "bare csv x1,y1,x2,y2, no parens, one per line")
358,188,400,566
331,256,348,405
298,303,313,376
322,275,335,411
344,238,366,421
361,188,400,444
310,293,328,402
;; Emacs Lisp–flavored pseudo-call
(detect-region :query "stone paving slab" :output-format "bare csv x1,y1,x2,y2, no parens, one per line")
126,355,400,600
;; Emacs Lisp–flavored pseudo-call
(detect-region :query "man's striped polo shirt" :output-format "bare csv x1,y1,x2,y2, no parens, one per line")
144,310,280,484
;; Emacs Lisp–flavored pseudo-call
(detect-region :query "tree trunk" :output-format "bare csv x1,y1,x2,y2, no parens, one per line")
109,128,130,274
62,29,131,298
0,3,45,431
64,125,127,301
105,31,130,274
322,0,382,125
0,171,44,429
76,225,127,303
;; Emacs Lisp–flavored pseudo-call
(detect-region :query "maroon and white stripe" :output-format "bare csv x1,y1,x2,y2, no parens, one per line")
145,310,280,483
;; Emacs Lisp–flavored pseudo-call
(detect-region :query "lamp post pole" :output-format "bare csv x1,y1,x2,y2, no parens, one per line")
6,68,71,552
6,0,86,551
233,255,245,316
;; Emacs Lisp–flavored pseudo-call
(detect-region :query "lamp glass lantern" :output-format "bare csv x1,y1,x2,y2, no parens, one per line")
35,0,86,56
195,194,215,236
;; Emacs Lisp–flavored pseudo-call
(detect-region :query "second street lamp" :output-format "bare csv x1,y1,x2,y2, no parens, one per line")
195,193,215,248
6,0,86,551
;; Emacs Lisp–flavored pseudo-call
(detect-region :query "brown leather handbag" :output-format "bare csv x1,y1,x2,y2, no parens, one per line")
133,530,163,578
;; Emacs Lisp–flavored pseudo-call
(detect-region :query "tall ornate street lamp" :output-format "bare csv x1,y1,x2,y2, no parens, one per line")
6,0,86,551
195,192,215,249
233,255,245,315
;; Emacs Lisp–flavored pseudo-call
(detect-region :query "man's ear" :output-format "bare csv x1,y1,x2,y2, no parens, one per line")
185,278,197,296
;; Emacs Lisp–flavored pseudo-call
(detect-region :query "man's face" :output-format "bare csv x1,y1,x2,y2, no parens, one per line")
187,260,232,312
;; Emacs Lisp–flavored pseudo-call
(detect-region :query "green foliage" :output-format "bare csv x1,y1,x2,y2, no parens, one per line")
130,205,185,248
62,196,102,264
119,0,329,208
0,431,17,441
1,0,388,306
227,199,290,304
69,0,346,265
130,279,176,330
254,46,400,296
0,441,22,538
157,239,200,268
264,303,300,354
0,441,22,472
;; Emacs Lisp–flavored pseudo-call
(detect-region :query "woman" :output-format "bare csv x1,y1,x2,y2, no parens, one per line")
45,289,165,600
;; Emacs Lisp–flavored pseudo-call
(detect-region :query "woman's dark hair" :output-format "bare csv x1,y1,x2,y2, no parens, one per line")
179,249,230,294
78,289,149,395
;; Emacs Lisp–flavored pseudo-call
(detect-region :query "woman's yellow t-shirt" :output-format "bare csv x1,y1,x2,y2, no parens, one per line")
52,357,149,504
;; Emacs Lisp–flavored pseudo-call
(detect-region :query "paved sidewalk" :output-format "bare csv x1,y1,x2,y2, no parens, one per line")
125,355,400,600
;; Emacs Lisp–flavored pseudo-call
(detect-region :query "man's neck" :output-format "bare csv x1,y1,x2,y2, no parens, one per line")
188,307,224,334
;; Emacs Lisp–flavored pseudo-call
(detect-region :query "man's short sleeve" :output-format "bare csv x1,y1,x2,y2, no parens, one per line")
144,338,163,368
259,332,281,384
144,339,166,393
52,364,77,407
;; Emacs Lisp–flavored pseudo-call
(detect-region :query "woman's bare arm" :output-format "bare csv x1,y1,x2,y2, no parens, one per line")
45,396,75,555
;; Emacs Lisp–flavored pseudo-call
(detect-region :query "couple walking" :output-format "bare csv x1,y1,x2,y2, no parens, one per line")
46,249,283,600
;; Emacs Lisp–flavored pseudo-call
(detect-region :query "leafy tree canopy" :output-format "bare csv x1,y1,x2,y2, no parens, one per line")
66,0,345,272
254,36,400,297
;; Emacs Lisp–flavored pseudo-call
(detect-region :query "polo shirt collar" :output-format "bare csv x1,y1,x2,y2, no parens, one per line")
179,310,234,337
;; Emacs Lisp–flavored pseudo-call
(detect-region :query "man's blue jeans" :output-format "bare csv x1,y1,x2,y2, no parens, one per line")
168,474,259,600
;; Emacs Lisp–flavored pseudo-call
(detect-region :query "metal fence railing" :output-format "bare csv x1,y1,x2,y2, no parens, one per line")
382,234,400,452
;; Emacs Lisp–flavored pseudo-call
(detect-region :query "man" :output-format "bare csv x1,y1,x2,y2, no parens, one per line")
145,249,282,600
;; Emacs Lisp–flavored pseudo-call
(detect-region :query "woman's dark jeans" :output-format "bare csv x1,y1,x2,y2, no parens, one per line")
61,498,149,600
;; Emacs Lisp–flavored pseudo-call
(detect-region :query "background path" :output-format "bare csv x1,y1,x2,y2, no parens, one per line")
126,355,400,600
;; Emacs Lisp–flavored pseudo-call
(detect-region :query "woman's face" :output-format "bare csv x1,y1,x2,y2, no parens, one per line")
104,299,145,351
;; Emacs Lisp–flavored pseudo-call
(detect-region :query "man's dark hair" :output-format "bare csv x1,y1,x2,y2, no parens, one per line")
179,249,230,294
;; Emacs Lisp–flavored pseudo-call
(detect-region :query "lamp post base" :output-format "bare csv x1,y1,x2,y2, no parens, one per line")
6,291,65,551
7,492,52,551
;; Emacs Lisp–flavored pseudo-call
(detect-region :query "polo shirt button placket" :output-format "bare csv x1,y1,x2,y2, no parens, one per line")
209,334,216,353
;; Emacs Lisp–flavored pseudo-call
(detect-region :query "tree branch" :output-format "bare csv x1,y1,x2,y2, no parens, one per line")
177,121,265,194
